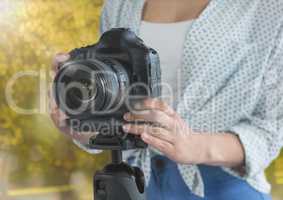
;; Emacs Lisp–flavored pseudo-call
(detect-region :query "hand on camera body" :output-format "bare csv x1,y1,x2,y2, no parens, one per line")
123,98,204,165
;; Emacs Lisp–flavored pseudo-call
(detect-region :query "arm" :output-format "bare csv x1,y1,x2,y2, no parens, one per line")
123,91,282,174
122,99,245,168
188,133,245,168
224,25,283,178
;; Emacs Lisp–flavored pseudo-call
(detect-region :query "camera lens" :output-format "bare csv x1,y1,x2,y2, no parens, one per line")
72,79,97,102
53,59,129,117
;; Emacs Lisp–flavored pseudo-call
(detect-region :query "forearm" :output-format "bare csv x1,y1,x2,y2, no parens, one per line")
193,132,245,168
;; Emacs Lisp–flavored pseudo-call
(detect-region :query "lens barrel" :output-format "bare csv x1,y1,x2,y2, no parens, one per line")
53,58,129,118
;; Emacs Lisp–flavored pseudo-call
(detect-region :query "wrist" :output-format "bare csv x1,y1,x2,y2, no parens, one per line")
187,133,212,165
189,133,245,167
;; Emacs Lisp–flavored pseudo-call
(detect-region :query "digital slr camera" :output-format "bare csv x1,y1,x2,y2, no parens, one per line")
53,28,161,150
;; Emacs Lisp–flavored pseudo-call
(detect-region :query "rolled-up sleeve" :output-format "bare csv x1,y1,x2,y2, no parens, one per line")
227,26,283,178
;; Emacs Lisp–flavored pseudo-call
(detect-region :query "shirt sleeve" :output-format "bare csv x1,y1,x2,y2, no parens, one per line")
226,25,283,178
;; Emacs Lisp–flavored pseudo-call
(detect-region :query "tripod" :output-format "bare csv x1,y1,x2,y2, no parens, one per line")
94,150,146,200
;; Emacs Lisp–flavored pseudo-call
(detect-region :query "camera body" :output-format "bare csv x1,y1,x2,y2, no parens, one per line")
53,28,161,150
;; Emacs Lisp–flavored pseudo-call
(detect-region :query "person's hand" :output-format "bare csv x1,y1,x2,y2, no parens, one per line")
122,98,206,165
49,53,97,145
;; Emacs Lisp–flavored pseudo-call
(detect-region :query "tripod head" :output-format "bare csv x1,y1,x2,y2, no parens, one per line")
94,150,146,200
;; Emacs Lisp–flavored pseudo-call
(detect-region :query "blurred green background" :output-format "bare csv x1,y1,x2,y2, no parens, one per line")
0,0,282,199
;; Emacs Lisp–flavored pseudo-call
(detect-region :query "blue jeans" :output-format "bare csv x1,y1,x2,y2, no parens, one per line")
146,155,272,200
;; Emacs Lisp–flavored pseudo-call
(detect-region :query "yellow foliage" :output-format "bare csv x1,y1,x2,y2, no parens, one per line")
0,0,103,147
0,0,108,199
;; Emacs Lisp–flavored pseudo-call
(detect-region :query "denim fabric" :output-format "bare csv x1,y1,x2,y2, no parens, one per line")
146,155,272,200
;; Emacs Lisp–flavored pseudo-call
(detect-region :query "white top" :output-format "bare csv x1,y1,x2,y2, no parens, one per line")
139,20,194,109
